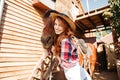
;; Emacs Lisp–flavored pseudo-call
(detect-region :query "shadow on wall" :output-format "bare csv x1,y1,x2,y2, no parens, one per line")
84,37,96,44
0,1,8,47
97,42,108,71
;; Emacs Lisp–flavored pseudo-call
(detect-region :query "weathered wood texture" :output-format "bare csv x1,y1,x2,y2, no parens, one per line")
0,0,45,80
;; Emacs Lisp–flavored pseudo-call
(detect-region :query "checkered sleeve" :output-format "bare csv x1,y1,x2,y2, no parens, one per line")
61,38,72,62
60,38,78,68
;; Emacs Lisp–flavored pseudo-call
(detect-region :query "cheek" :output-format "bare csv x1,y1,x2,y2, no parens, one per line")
60,27,64,31
61,27,66,32
54,25,58,29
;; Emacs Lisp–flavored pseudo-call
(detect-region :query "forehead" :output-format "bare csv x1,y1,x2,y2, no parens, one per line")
55,17,62,21
55,18,63,23
55,17,66,24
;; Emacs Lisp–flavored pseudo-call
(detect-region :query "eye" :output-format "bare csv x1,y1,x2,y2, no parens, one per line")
54,23,57,26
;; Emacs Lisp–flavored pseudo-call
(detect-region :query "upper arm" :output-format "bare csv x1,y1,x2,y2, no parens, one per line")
61,39,73,61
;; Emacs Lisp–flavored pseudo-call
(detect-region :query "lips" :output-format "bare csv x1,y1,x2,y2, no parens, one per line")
55,30,62,34
55,30,60,32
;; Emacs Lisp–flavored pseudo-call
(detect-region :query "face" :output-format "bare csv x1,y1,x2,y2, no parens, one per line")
54,18,66,35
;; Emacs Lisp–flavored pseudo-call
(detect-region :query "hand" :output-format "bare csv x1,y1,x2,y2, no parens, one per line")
51,46,55,54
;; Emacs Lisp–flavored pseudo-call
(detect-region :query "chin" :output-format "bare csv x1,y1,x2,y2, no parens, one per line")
55,32,62,35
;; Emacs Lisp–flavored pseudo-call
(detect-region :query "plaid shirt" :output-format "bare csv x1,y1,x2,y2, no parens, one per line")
61,38,79,69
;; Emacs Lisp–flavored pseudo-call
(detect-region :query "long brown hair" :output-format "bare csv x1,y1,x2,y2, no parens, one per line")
41,10,59,49
53,17,75,56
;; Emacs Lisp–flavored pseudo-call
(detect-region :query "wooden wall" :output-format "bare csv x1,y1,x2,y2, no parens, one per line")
0,0,45,80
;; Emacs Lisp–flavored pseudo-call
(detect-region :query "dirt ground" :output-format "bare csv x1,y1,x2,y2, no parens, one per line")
92,70,119,80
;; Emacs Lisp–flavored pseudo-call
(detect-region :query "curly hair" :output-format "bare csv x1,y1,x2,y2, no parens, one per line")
53,16,75,56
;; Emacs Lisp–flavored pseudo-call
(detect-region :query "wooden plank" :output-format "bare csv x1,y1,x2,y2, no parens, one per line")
1,33,41,45
0,66,34,72
32,0,50,12
1,33,41,43
1,36,42,46
0,48,43,54
5,9,43,26
0,43,40,51
0,57,40,62
4,4,43,23
0,0,45,79
3,6,43,23
2,27,40,40
2,27,41,39
5,0,42,19
3,13,42,30
0,53,41,58
0,43,41,51
0,62,37,67
0,73,30,80
4,21,42,35
3,17,42,33
15,0,39,15
1,38,41,48
0,70,32,78
76,7,110,20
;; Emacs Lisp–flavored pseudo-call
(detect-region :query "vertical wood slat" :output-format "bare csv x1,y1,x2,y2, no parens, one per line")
0,0,45,80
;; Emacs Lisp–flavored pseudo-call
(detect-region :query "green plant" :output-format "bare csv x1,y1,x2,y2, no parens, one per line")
103,0,120,59
103,0,120,37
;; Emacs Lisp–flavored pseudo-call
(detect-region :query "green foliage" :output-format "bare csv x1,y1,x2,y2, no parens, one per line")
103,0,120,37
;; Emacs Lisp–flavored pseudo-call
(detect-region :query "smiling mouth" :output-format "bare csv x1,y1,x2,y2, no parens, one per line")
55,29,61,32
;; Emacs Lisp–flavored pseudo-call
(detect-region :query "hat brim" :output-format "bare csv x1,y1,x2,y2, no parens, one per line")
50,13,76,32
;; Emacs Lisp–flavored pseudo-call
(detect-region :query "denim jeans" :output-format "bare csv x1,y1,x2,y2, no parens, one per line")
64,63,92,80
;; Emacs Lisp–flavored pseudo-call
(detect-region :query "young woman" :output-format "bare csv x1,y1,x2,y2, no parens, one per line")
50,12,92,80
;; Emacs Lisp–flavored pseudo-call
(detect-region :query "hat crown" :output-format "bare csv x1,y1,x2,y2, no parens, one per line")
50,12,76,32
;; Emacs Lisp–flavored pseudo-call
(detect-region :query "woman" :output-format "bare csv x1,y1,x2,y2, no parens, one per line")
50,12,92,80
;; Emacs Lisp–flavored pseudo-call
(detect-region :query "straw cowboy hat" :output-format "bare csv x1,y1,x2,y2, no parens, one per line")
50,12,76,32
